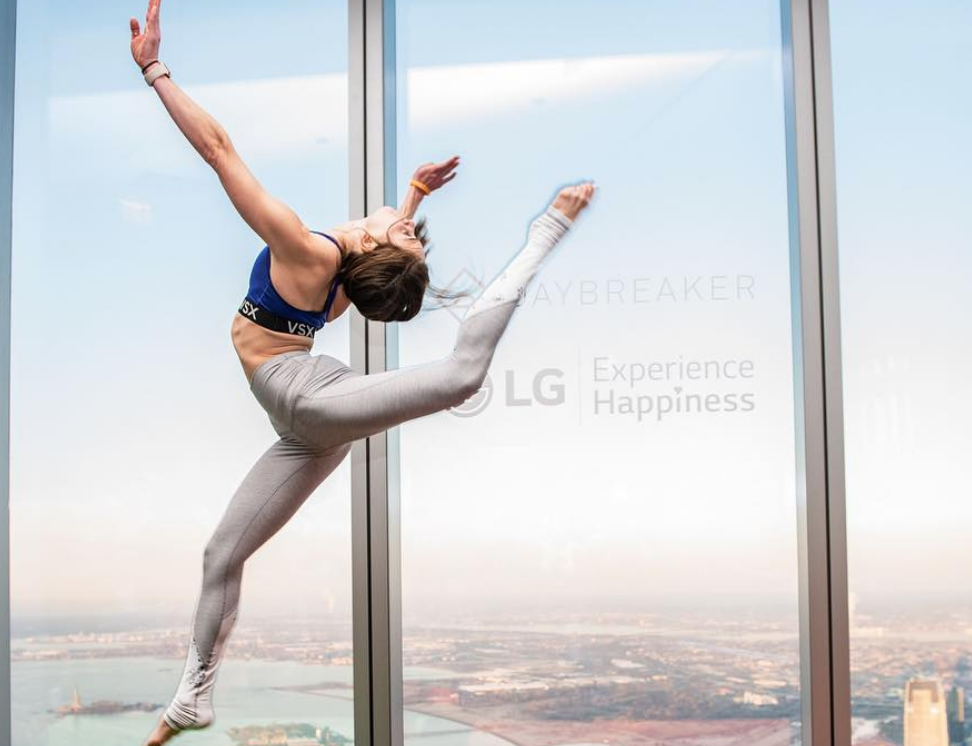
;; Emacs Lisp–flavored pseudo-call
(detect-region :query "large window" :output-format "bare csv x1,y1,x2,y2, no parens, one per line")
830,2,972,744
9,2,354,744
8,2,965,745
392,1,805,744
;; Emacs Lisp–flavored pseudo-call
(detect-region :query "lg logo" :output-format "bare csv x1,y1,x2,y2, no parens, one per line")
450,374,494,418
440,269,566,418
450,368,566,417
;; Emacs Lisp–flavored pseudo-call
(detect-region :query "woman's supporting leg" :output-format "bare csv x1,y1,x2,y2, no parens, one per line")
162,436,351,731
290,205,574,452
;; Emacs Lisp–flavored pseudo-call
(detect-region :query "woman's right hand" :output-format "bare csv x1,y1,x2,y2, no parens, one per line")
130,0,162,71
552,182,596,221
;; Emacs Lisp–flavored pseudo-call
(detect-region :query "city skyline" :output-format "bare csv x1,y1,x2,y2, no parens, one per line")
11,601,972,746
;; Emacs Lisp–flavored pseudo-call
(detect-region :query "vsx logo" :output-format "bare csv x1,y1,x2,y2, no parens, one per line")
240,299,259,320
239,300,316,338
287,321,315,337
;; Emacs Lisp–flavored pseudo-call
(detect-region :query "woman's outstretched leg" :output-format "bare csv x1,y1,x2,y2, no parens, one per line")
290,202,576,452
145,437,351,744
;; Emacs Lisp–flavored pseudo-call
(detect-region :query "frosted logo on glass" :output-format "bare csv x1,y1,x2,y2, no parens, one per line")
441,268,757,321
449,369,566,418
449,373,493,418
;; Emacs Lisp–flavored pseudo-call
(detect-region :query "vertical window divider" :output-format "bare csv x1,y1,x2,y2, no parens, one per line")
0,0,16,741
808,1,852,743
782,1,851,744
350,1,403,745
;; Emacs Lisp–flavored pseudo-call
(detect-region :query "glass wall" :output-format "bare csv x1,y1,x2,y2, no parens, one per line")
392,1,805,744
830,2,972,745
9,2,354,744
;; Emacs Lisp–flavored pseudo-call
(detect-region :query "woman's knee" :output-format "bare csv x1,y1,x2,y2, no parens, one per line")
289,410,355,455
202,538,242,582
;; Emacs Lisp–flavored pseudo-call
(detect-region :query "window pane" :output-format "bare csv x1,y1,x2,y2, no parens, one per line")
393,2,805,744
10,3,354,744
830,2,972,745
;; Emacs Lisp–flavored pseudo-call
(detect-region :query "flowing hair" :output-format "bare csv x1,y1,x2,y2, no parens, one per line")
339,216,476,322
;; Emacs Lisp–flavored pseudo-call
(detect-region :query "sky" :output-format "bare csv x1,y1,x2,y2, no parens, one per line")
7,0,972,634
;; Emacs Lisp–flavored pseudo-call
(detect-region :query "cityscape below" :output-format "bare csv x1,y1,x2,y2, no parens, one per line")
10,599,972,746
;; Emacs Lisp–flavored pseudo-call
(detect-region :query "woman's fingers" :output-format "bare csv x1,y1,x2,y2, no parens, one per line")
148,0,161,31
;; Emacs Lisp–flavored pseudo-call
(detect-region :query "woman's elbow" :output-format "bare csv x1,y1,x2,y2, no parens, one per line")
205,130,231,170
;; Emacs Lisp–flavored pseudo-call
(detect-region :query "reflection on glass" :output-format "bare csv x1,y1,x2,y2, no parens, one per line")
830,2,972,745
393,1,804,744
10,2,353,744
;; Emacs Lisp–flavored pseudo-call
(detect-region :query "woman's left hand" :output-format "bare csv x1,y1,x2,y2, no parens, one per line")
413,155,460,193
130,0,162,70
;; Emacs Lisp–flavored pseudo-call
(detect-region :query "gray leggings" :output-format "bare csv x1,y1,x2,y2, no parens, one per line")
162,205,573,731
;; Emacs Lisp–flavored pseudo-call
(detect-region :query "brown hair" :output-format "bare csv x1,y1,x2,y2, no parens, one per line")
339,216,473,322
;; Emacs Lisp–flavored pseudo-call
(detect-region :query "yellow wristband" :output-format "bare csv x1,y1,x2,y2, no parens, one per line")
410,178,431,196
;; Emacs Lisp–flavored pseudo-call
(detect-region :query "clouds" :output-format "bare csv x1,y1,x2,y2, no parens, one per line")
48,73,350,181
46,50,753,184
119,197,152,224
406,50,741,131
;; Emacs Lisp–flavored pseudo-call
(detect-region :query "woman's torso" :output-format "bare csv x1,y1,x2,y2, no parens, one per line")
233,231,352,384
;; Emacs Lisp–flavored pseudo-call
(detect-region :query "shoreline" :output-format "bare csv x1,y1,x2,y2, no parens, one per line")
272,685,519,746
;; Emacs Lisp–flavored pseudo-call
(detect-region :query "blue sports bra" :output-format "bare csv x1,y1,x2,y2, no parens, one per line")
245,231,342,333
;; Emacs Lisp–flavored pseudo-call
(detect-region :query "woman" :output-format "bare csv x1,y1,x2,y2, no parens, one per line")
131,2,595,744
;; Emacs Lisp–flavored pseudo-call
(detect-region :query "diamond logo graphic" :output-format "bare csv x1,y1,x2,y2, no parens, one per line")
441,267,486,323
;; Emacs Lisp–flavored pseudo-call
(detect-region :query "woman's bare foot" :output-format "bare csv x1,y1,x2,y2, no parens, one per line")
142,715,181,746
552,181,597,221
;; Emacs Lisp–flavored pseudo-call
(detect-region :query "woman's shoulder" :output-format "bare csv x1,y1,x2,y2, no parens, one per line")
307,230,343,273
268,229,340,274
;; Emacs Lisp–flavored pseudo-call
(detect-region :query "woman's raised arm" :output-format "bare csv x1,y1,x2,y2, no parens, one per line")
131,0,313,259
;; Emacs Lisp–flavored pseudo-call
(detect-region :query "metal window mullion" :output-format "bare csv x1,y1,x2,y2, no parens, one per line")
1,0,16,742
808,1,851,743
350,1,403,745
782,1,850,745
348,0,373,743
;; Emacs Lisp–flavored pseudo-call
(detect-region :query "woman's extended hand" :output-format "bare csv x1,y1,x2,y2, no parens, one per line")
412,156,460,193
130,0,162,70
552,181,596,222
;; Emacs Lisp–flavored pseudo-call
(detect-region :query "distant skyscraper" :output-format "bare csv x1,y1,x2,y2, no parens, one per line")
905,678,949,746
947,686,966,744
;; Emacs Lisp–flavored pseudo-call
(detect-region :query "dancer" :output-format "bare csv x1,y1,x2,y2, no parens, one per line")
131,2,596,744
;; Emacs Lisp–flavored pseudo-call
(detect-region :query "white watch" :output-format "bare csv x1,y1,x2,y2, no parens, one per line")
143,61,170,87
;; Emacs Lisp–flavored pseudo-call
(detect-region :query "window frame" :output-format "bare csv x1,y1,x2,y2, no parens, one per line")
0,0,15,740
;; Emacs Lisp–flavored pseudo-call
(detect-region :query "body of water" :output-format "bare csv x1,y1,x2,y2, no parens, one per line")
13,658,513,746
